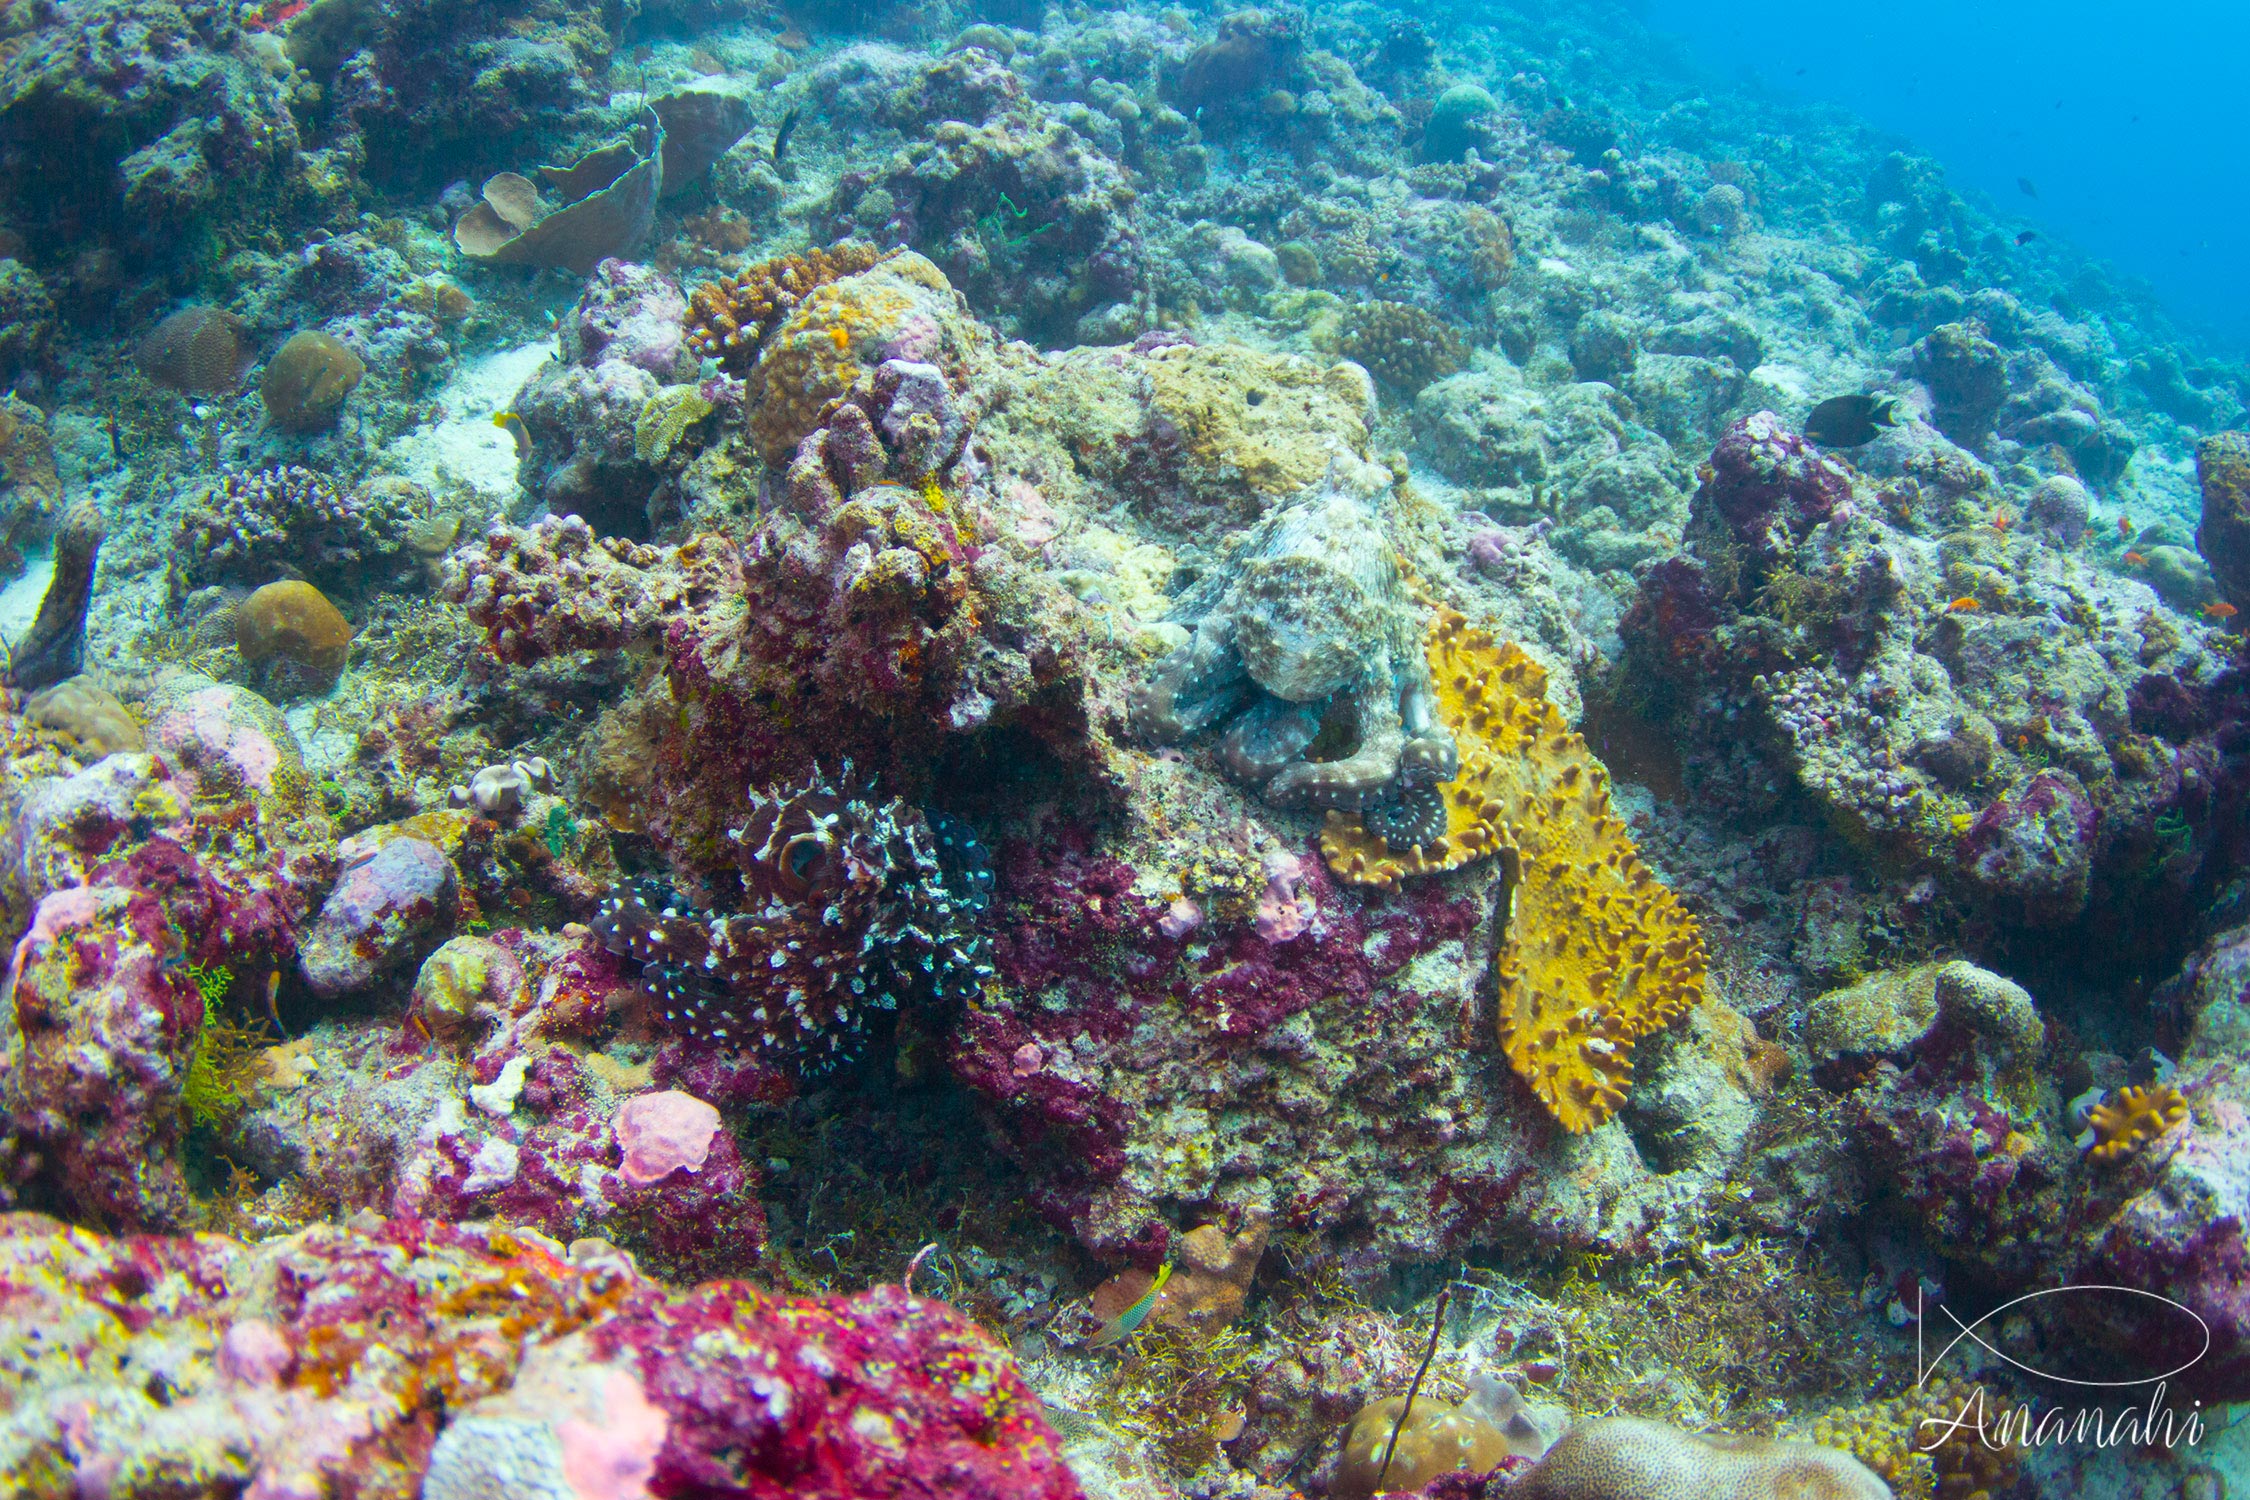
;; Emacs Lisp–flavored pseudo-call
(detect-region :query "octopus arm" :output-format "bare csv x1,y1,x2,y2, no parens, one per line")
1128,613,1250,741
1266,657,1406,810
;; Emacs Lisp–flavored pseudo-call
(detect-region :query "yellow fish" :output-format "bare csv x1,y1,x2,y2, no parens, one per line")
493,410,531,457
1089,1262,1172,1350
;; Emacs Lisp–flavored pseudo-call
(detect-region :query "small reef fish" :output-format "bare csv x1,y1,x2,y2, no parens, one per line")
1803,394,1902,448
2204,602,2239,621
1089,1262,1172,1350
772,106,802,170
2118,515,2136,538
2018,176,2039,198
2123,551,2148,566
493,410,532,457
2014,229,2038,246
1946,597,1982,612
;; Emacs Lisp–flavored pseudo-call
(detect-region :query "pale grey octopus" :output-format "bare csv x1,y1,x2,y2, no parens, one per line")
1129,456,1458,843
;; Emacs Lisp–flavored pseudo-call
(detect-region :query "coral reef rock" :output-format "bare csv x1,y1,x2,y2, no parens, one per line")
0,1213,1084,1498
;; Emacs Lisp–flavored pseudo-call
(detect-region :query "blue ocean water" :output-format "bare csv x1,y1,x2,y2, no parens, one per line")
1639,0,2250,352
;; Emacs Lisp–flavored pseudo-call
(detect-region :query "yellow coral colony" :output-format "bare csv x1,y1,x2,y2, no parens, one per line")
2083,1083,2190,1165
1322,608,1707,1132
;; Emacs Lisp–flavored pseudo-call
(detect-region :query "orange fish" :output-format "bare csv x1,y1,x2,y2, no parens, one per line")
2123,551,2148,566
2204,602,2239,621
1991,507,2014,533
2118,515,2135,538
1946,597,1981,612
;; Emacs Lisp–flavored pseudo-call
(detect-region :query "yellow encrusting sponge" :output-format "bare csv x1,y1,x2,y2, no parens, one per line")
1322,608,1708,1133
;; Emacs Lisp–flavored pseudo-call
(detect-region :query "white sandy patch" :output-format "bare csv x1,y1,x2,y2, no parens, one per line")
0,549,54,658
377,340,554,516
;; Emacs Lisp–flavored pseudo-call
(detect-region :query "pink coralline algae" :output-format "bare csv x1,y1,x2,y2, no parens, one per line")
147,682,288,792
0,886,203,1229
1956,767,2098,927
0,1211,1083,1499
1695,409,1856,571
590,1277,1086,1499
614,1089,722,1185
1254,850,1313,943
948,828,1495,1260
562,258,694,380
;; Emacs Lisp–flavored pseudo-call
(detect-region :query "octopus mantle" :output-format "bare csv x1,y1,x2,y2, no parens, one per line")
1128,456,1455,831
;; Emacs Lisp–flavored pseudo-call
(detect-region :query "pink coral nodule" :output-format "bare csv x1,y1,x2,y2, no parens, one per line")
614,1090,723,1186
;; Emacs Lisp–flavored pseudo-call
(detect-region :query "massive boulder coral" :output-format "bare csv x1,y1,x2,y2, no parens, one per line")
1321,608,1707,1133
0,1212,1084,1498
1129,455,1456,818
1511,1417,1890,1500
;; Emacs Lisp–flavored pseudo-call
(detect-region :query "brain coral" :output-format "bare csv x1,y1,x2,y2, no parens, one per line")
1514,1417,1891,1500
1323,608,1707,1132
259,330,365,433
134,306,249,395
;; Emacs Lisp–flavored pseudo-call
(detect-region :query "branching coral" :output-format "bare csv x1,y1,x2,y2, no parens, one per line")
169,465,412,600
2079,1083,2189,1165
1324,608,1706,1132
684,240,882,375
594,764,992,1062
